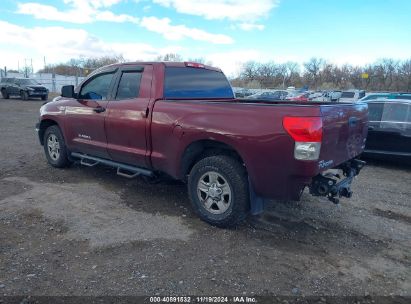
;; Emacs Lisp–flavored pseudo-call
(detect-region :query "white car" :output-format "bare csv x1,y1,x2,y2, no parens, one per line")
339,90,366,102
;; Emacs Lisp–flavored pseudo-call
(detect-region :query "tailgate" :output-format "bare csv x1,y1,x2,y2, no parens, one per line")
319,103,368,170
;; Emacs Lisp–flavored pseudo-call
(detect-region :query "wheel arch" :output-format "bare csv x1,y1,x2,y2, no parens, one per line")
38,119,60,145
180,139,247,181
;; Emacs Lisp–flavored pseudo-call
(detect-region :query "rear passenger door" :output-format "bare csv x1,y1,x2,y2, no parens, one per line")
105,65,153,167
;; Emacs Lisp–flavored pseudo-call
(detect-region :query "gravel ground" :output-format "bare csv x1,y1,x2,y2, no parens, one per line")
0,97,410,297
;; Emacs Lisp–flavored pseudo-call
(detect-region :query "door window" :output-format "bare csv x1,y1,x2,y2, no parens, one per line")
115,71,142,100
79,73,114,100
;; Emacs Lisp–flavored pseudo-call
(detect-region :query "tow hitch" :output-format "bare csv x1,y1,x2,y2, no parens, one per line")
309,159,365,204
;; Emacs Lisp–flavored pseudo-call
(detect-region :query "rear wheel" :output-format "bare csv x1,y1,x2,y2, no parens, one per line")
1,89,9,99
43,125,70,168
188,155,250,228
20,90,28,100
41,94,48,101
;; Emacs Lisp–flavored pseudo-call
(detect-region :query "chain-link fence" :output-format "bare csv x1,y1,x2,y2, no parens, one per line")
0,71,85,93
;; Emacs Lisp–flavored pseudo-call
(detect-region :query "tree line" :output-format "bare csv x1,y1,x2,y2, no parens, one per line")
38,55,126,77
232,57,411,92
37,54,411,92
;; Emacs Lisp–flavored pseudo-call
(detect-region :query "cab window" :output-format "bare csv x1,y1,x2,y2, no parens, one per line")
79,72,115,100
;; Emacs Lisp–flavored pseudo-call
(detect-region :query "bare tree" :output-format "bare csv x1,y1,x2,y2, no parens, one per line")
156,53,183,62
187,57,213,66
240,61,259,82
38,55,125,76
399,59,411,92
303,57,325,88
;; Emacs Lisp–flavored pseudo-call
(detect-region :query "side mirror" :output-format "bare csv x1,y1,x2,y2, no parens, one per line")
61,85,76,98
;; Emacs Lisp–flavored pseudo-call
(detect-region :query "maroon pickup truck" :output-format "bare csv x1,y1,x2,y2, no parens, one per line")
36,62,368,227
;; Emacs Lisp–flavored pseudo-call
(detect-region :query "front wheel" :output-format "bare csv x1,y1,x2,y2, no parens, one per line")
188,155,250,228
43,125,70,168
41,94,48,101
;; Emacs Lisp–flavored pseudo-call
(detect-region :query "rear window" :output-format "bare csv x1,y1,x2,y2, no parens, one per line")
164,67,234,99
341,92,355,98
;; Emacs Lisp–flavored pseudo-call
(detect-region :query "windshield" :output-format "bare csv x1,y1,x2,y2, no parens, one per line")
362,94,389,101
18,79,40,85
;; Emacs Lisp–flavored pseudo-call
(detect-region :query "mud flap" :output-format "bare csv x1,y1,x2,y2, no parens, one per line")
249,178,265,215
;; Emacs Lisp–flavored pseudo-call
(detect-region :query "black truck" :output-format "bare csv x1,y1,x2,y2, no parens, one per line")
0,77,48,100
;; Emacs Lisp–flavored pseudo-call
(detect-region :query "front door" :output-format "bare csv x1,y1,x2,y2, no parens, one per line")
64,69,117,159
105,65,152,167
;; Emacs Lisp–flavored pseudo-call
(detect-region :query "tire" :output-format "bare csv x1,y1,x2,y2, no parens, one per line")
41,94,48,101
20,90,29,100
1,89,9,99
188,155,250,228
43,125,70,168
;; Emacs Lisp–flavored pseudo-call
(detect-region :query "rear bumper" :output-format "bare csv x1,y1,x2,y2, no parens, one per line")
249,158,365,215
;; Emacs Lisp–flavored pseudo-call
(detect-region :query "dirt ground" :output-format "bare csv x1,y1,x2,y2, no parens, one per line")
0,97,410,297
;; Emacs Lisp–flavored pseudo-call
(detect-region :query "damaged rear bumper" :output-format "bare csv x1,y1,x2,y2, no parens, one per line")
309,158,366,204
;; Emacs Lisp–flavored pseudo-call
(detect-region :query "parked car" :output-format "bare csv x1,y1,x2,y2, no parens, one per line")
310,91,331,102
359,92,391,101
309,91,324,101
286,92,309,102
36,61,367,227
339,90,366,103
0,77,49,100
359,92,411,101
247,90,290,101
363,99,411,161
329,90,342,102
233,87,253,98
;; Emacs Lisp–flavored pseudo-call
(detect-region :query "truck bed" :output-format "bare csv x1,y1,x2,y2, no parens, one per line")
151,98,368,200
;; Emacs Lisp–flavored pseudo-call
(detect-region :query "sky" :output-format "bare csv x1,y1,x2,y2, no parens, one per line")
0,0,410,76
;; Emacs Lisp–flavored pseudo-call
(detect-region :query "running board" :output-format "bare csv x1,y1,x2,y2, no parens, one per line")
71,152,154,178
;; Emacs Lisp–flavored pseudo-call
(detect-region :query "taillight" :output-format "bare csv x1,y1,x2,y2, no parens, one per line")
283,116,323,160
283,116,322,142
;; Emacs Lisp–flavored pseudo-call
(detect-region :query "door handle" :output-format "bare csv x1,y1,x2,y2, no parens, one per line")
93,106,106,113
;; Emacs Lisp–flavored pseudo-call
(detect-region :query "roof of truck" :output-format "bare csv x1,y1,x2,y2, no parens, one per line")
99,61,221,72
